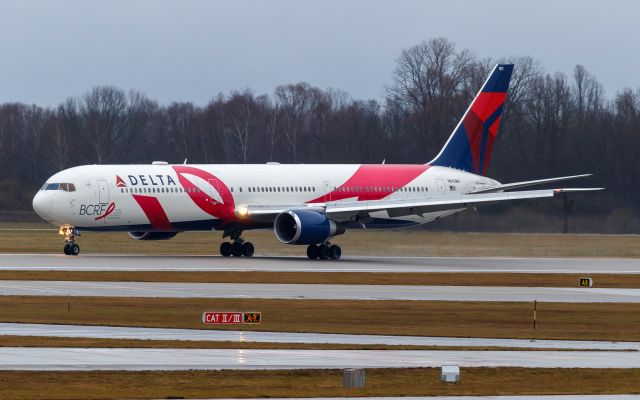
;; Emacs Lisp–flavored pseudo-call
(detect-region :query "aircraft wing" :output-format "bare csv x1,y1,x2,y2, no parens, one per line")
244,187,602,223
469,174,592,194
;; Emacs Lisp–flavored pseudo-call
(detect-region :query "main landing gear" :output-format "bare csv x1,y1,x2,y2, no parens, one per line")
307,242,341,260
60,226,80,256
219,230,254,257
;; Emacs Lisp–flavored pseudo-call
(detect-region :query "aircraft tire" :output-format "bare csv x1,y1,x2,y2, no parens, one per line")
69,243,80,256
306,244,319,260
220,242,232,257
319,244,330,260
242,242,255,257
329,245,341,260
231,241,243,257
63,244,71,255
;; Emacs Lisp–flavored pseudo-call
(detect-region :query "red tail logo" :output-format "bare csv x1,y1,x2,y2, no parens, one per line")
115,175,127,188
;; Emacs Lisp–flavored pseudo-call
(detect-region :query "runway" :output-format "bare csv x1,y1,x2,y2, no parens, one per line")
1,254,640,273
1,280,639,302
1,348,639,370
1,323,638,351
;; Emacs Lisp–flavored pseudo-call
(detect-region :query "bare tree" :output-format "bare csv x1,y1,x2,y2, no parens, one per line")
80,86,128,164
273,83,325,162
221,91,261,163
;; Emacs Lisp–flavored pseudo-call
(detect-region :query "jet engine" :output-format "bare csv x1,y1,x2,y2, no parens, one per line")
274,210,344,245
127,231,178,240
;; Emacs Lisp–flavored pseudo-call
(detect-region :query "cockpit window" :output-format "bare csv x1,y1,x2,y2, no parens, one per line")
41,183,76,192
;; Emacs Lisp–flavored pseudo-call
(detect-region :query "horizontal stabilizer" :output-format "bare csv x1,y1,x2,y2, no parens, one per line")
469,174,593,194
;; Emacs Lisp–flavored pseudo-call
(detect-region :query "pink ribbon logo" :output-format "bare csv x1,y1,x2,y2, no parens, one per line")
95,202,116,221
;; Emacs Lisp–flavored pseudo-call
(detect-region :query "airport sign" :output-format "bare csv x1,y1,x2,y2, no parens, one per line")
243,312,262,324
202,311,262,325
202,312,242,324
579,277,593,287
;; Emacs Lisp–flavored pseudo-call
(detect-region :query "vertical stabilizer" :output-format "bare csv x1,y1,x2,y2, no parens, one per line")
429,64,513,175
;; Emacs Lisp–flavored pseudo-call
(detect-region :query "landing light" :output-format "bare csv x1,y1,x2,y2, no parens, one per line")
235,205,249,218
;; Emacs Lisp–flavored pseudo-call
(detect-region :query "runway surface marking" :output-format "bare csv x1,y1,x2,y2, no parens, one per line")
1,254,640,273
1,280,639,302
1,323,637,350
1,348,639,370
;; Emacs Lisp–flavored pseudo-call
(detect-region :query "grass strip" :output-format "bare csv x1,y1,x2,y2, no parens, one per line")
1,368,640,399
0,296,638,341
1,271,639,288
2,228,640,257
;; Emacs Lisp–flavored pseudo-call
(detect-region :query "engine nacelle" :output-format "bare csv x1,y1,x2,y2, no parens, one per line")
128,231,178,241
274,210,345,245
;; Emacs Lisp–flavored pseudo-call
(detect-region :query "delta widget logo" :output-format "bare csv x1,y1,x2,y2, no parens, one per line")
116,175,127,188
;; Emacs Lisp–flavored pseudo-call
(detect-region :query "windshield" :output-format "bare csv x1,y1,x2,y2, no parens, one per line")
40,183,76,192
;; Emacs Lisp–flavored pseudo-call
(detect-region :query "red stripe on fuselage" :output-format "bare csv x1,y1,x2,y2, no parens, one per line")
307,164,430,203
171,165,236,220
131,195,173,230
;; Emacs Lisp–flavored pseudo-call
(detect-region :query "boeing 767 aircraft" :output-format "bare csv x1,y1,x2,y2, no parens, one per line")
32,64,601,259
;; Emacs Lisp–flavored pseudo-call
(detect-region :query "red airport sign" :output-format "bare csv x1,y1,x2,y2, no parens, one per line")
202,311,262,325
202,312,243,324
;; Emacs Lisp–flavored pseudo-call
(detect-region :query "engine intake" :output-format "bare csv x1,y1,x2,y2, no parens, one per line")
274,210,344,245
128,231,178,241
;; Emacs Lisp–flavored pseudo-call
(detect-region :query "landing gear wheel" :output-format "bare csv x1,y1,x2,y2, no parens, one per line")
242,242,255,257
231,241,243,257
306,244,319,260
69,243,80,256
60,226,80,256
220,242,232,257
329,244,341,260
318,244,330,260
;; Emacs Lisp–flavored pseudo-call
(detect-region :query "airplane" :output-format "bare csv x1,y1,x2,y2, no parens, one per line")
32,64,601,259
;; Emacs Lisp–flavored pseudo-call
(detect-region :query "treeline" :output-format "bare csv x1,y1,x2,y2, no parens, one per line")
1,38,638,232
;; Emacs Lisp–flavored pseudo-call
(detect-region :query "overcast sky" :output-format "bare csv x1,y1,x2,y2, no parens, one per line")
0,0,637,107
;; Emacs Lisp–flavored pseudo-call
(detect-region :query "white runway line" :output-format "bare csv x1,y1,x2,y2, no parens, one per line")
1,280,640,302
1,254,640,273
0,323,638,351
1,348,640,370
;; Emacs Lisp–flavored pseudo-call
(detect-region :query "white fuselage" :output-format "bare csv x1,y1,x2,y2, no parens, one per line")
32,163,498,232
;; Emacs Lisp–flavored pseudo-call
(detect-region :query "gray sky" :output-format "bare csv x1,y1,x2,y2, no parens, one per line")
0,0,638,107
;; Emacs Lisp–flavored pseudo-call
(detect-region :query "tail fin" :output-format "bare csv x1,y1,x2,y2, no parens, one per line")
429,64,513,176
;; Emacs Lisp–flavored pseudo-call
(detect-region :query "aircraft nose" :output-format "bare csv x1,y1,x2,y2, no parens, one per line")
32,191,53,219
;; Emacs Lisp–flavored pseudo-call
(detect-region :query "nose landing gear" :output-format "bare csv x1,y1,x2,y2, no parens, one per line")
307,242,341,260
60,226,80,256
220,230,254,257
